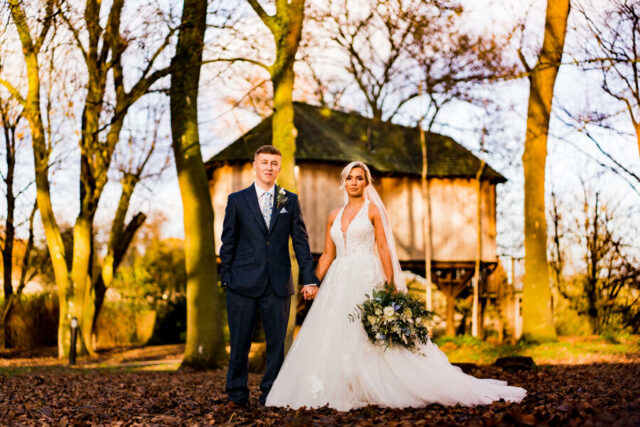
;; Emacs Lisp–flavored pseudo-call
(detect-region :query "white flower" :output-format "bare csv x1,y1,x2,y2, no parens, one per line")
367,315,378,325
276,188,288,207
383,306,395,317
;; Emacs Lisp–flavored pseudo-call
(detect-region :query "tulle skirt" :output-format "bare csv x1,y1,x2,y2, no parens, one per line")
266,253,527,411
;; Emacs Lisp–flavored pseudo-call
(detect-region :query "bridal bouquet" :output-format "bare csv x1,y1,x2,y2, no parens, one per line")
349,283,433,353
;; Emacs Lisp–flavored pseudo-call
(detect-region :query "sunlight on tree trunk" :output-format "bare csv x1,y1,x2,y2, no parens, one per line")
171,0,226,369
71,216,94,355
521,0,570,342
274,66,300,352
247,0,306,353
5,0,75,358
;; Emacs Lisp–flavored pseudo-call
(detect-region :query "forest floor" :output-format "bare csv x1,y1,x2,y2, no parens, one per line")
1,336,639,426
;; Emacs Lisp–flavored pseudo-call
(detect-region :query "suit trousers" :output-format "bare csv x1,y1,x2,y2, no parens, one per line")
225,283,291,405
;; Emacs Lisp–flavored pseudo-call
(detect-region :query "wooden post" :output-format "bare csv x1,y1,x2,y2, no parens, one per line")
419,117,433,311
472,161,485,338
445,293,456,336
497,284,505,344
438,268,474,336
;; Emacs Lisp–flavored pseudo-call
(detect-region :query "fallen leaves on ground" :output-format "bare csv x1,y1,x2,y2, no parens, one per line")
1,362,639,425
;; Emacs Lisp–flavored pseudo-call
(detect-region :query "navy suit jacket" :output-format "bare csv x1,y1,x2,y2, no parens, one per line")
219,184,319,298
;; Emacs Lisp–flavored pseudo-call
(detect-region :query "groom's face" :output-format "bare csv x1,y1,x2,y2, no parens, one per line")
253,153,281,188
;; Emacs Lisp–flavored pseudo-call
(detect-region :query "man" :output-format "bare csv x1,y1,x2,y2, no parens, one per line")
220,145,319,407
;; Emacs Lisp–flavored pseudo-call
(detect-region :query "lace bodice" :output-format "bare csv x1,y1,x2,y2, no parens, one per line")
330,200,375,258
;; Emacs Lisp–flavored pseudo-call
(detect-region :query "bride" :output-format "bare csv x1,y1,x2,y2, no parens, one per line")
266,161,526,411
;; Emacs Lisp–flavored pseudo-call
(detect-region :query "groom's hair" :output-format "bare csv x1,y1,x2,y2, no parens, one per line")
254,145,282,158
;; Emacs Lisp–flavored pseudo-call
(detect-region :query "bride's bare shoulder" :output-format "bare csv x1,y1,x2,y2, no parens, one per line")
328,208,341,224
367,202,380,219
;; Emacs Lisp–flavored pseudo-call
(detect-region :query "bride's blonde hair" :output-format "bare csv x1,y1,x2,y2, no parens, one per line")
340,161,373,190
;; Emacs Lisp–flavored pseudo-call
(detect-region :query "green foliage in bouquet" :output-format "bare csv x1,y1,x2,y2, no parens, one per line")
349,283,434,352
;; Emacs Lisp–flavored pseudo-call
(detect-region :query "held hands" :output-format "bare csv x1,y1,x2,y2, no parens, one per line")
301,285,318,300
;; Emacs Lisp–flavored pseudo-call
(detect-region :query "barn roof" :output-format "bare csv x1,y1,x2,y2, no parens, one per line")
206,102,506,183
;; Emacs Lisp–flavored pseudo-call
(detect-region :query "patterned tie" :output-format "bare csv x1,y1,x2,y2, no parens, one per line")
262,191,273,228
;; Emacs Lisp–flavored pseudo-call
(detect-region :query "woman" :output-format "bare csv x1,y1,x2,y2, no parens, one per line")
266,161,526,411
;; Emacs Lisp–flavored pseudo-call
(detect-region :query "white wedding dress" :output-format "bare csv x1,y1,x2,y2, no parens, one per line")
266,200,526,411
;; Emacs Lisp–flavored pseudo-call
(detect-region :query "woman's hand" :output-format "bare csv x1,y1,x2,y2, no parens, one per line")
301,285,318,300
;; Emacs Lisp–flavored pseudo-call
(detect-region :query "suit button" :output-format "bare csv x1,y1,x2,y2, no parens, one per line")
267,258,271,263
267,242,271,245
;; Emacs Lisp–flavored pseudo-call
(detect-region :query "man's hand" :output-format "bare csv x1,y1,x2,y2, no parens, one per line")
301,285,318,300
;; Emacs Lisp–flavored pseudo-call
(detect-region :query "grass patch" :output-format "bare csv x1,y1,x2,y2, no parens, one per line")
434,335,640,364
0,360,181,376
0,365,85,376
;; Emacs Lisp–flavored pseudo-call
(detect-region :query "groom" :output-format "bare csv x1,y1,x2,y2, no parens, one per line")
219,145,319,407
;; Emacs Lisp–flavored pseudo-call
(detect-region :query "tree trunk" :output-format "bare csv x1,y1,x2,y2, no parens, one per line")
272,65,298,193
171,0,226,369
8,0,73,357
1,120,16,349
0,297,11,349
33,119,73,357
71,215,94,355
92,173,145,336
273,64,300,352
67,0,166,352
419,126,433,311
586,193,600,334
247,0,306,352
92,211,146,336
521,0,570,342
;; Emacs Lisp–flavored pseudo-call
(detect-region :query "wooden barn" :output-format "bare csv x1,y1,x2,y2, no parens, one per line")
205,102,508,336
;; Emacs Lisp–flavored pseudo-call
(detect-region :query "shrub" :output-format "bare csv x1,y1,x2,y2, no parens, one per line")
554,301,592,337
5,293,58,349
94,300,156,350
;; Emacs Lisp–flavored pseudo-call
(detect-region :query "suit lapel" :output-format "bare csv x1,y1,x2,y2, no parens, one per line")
244,185,268,234
268,185,280,234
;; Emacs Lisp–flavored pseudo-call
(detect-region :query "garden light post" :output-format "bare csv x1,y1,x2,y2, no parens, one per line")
69,317,78,366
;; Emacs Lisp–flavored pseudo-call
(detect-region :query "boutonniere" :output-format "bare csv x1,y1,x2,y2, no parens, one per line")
276,187,288,208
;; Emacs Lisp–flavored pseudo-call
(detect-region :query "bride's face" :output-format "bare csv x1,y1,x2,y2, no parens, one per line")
345,167,367,197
